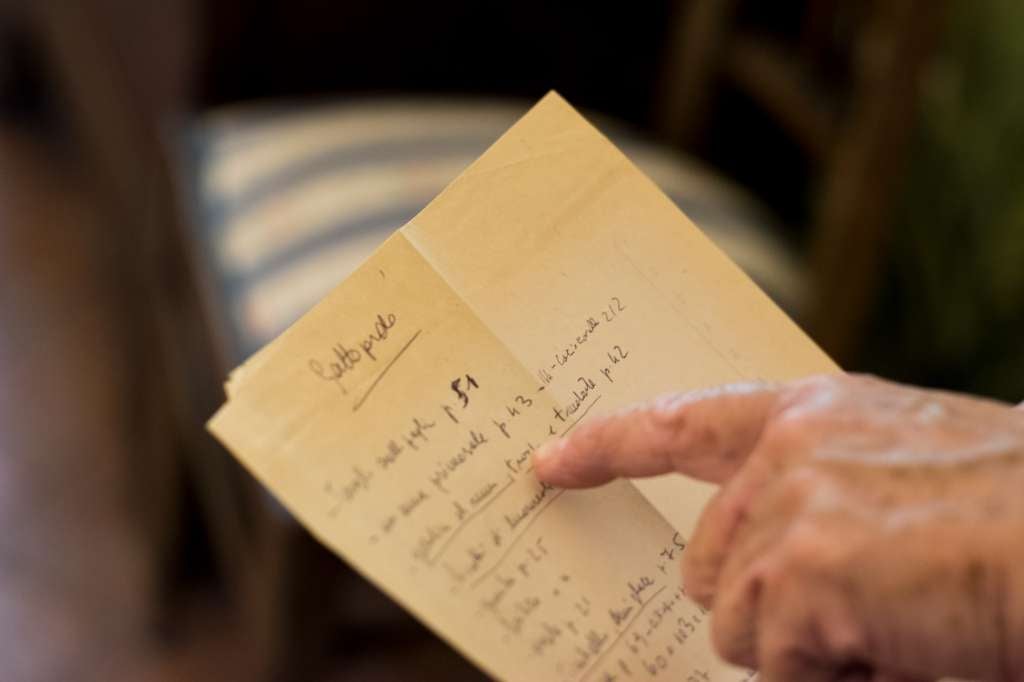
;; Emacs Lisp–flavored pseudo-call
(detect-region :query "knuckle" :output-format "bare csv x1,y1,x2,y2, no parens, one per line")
780,373,847,413
760,641,809,680
845,371,884,387
681,550,718,607
775,466,826,504
650,399,722,461
789,372,839,397
760,409,821,461
750,465,829,521
786,522,825,562
710,608,755,665
764,402,817,438
710,615,744,663
649,397,716,451
761,412,803,447
711,564,774,664
819,616,867,662
775,518,832,572
753,556,785,596
648,399,690,440
680,564,714,609
650,391,689,425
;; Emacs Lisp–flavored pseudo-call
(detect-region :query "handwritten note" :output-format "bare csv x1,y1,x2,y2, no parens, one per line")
209,93,836,681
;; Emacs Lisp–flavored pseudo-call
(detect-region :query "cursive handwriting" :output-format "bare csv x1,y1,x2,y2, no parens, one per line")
538,297,627,385
308,312,399,393
428,429,489,494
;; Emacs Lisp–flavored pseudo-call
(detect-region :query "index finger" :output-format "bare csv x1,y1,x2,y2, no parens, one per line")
533,381,782,488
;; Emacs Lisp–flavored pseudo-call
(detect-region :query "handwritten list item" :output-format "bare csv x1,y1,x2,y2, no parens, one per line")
209,93,836,680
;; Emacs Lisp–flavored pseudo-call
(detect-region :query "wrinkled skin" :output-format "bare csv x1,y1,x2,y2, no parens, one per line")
533,374,1024,682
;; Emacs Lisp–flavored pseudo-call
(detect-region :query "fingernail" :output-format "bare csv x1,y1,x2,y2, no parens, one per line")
533,438,566,467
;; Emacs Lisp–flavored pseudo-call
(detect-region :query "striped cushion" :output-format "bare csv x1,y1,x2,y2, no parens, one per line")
188,98,804,363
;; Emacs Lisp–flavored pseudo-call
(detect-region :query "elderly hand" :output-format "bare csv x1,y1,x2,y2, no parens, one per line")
534,374,1024,682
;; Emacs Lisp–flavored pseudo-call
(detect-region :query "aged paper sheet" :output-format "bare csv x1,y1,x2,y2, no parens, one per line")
209,92,837,681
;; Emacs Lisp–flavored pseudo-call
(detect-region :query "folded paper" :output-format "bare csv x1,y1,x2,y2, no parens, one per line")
209,92,835,681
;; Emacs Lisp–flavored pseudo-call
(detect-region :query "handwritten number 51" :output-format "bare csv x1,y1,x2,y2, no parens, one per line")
450,374,480,408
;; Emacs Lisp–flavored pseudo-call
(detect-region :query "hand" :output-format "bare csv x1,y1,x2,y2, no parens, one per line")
534,374,1024,682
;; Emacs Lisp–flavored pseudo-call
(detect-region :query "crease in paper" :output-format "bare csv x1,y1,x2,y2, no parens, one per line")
209,91,835,682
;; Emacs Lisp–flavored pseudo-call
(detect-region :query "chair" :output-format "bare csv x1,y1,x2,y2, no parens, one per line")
657,0,944,362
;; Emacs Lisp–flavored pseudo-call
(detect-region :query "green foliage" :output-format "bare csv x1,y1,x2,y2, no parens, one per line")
876,0,1024,400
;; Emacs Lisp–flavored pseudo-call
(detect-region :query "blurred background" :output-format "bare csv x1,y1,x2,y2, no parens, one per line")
1,0,1022,680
